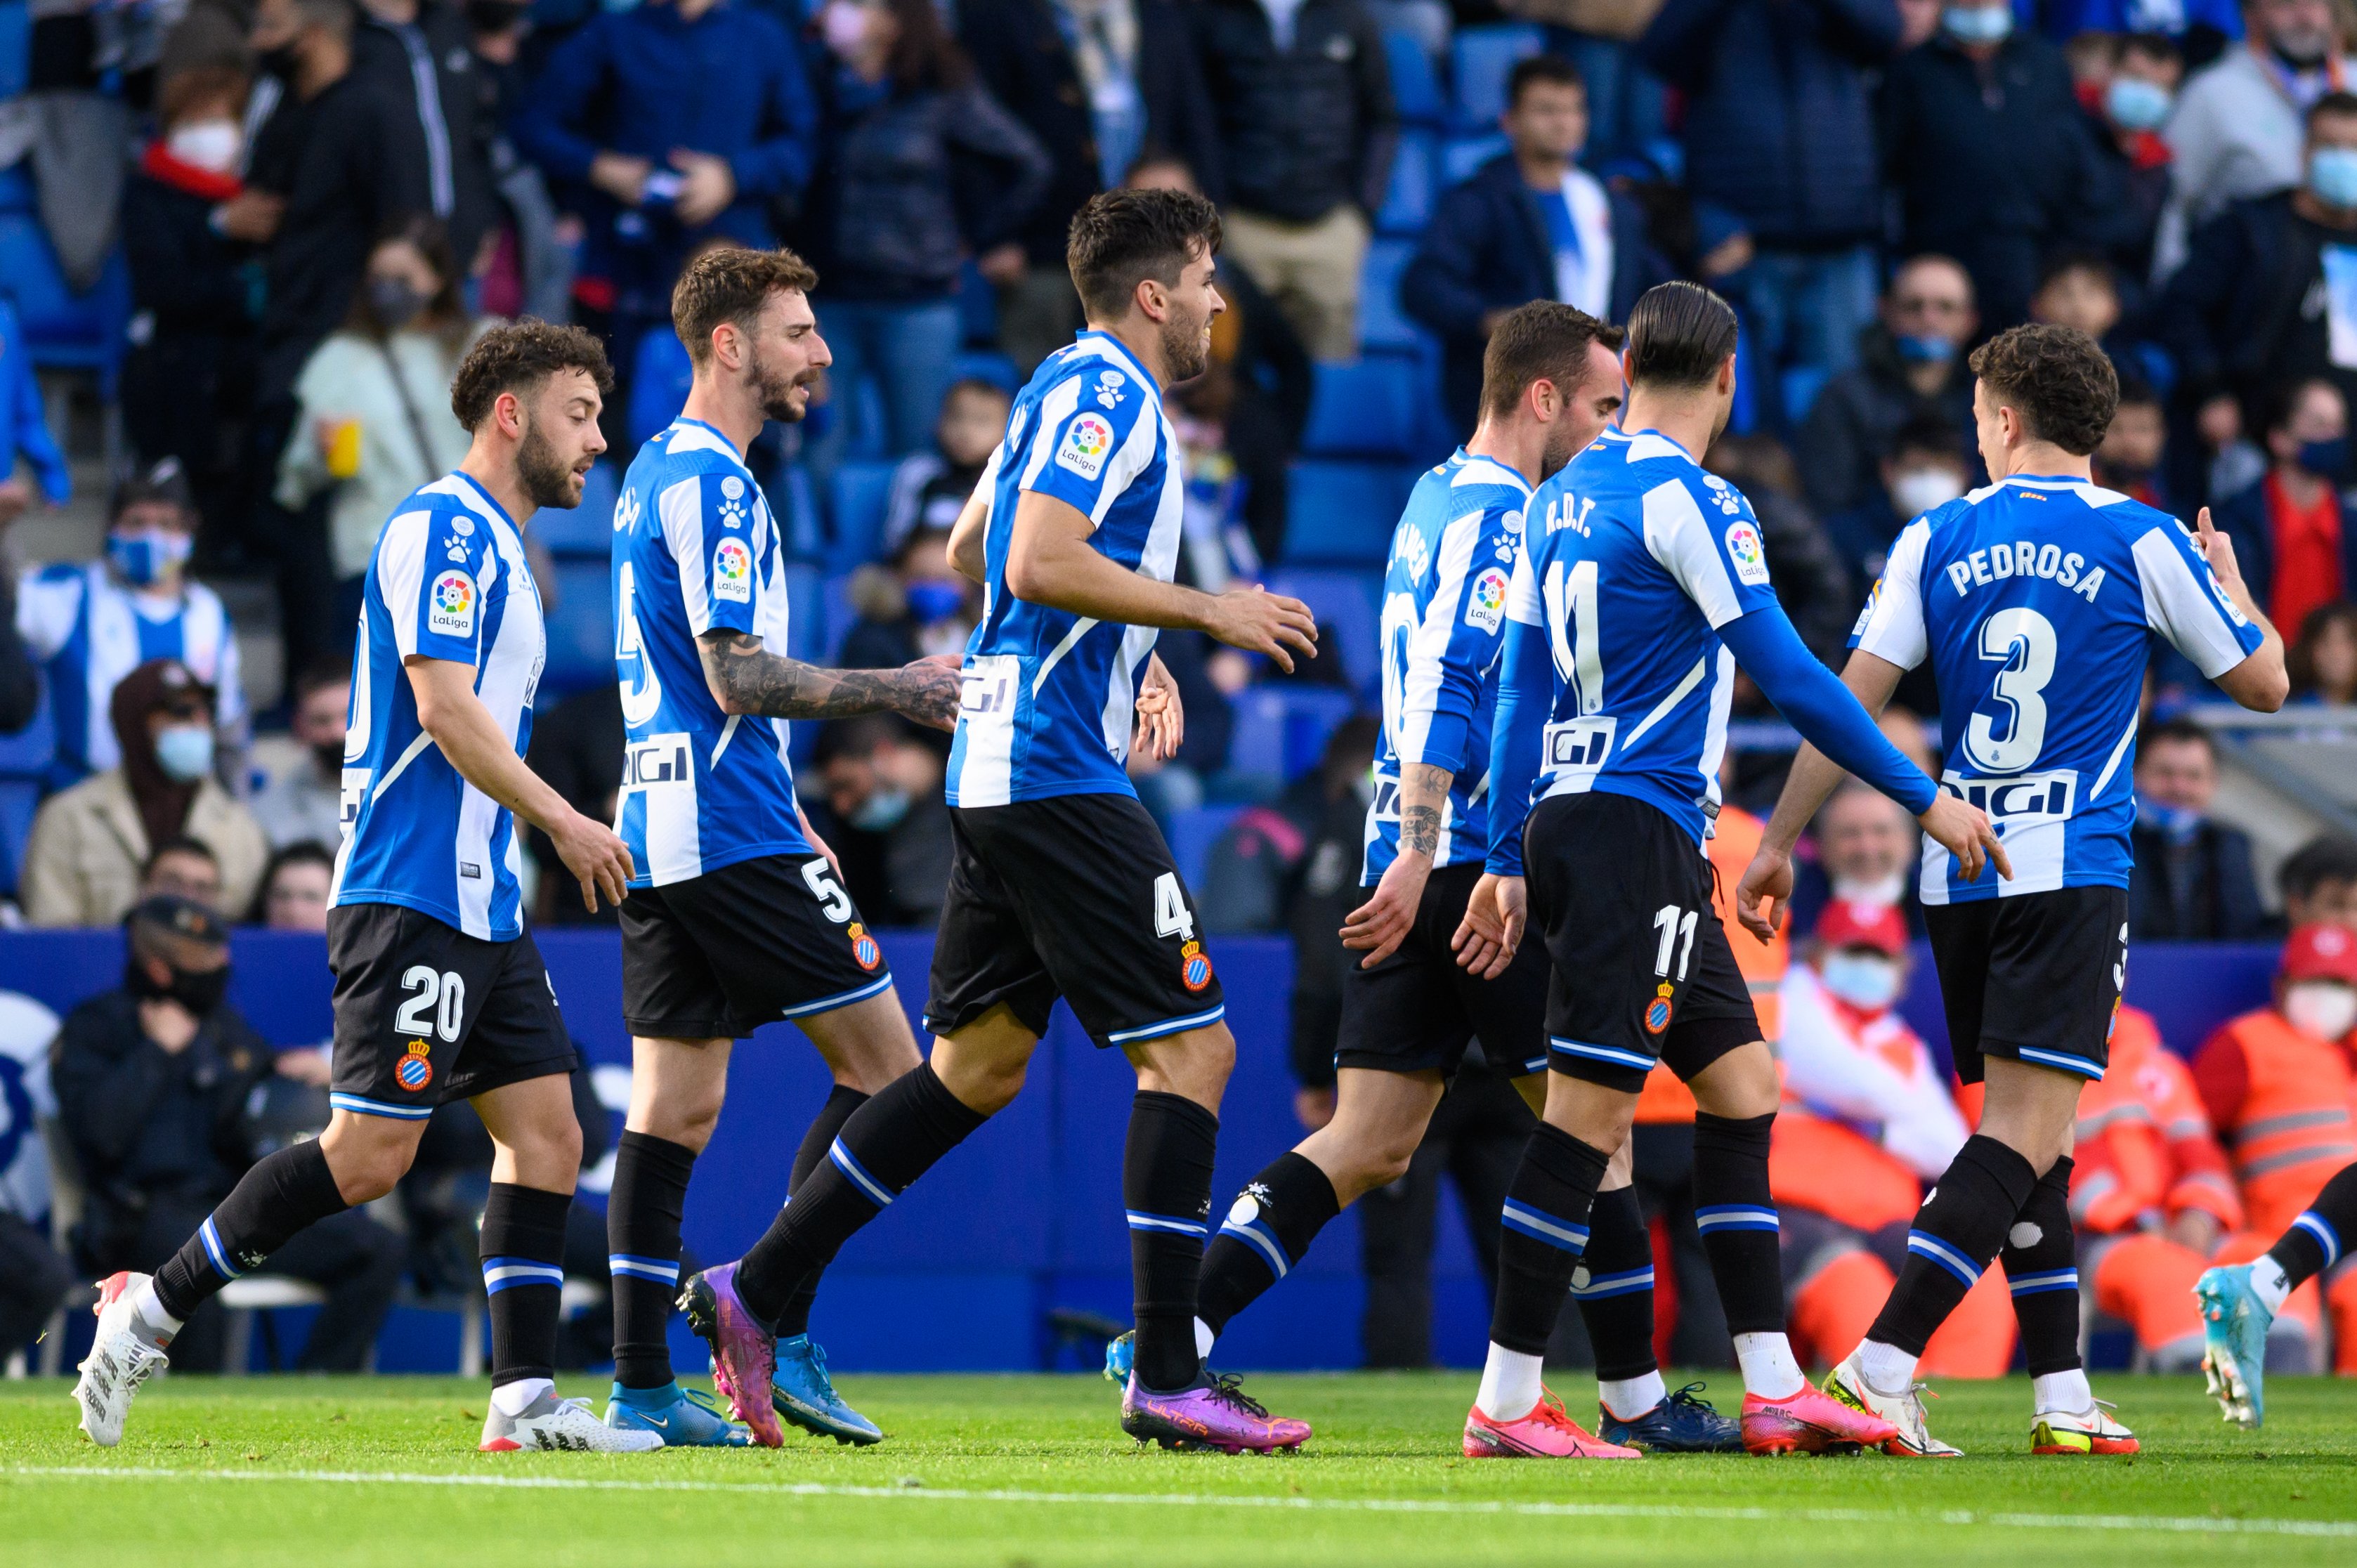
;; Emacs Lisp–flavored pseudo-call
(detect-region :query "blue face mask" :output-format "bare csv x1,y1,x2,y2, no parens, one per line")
2299,436,2349,481
107,528,194,588
2136,790,2205,843
1817,951,1902,1011
2104,76,2173,132
849,787,911,832
2310,146,2357,209
154,724,215,784
904,580,967,626
1894,333,1956,365
1942,4,2013,44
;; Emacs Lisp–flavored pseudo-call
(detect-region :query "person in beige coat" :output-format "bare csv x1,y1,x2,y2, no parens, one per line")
20,658,268,926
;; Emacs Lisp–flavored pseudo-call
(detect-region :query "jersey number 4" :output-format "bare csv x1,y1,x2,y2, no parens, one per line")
395,966,466,1043
1154,873,1196,941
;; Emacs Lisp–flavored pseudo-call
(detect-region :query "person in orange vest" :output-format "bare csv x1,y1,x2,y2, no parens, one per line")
1768,900,2015,1376
2190,924,2357,1422
2073,1005,2251,1372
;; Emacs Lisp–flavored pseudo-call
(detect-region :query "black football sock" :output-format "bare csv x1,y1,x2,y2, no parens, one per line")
1865,1134,2037,1357
1196,1151,1343,1338
1692,1111,1785,1335
1573,1184,1659,1383
1126,1090,1222,1391
606,1130,696,1390
773,1085,869,1339
154,1139,348,1322
734,1064,986,1327
2002,1154,2082,1377
481,1182,572,1387
2268,1162,2357,1288
1489,1124,1611,1356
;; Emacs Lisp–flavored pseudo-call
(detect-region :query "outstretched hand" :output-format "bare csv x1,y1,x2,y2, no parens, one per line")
1450,872,1524,979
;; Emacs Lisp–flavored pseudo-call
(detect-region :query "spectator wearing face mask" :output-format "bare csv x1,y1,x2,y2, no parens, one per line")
879,379,1012,556
19,660,269,928
15,463,247,791
2288,600,2357,704
2212,379,2357,641
840,526,983,670
805,714,954,926
1786,780,1925,941
1825,414,1971,589
2096,379,2173,512
122,65,263,544
276,218,483,629
252,659,353,851
2071,31,2182,289
250,839,338,930
2281,833,2357,926
51,896,400,1372
1797,254,1982,520
2128,717,2270,941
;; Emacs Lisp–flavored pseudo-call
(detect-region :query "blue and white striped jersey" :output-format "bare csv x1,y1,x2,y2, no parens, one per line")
946,332,1182,806
611,418,809,887
1850,475,2264,903
1364,449,1530,883
332,472,544,941
1496,428,1783,849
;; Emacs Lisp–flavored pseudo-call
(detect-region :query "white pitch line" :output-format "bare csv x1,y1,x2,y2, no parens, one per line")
7,1465,2355,1539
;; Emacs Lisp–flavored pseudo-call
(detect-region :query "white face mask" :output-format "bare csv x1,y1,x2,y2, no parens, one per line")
1891,466,1966,520
1818,951,1902,1011
1829,871,1909,908
167,119,242,175
2285,981,2357,1042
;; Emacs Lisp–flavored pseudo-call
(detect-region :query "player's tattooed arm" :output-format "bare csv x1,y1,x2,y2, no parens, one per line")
698,631,963,731
1341,761,1455,967
1396,763,1452,858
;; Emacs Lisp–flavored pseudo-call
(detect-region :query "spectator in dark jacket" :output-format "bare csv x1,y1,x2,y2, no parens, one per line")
2211,378,2357,641
1191,0,1396,360
2073,30,2182,299
802,0,1050,458
353,0,500,273
1703,433,1855,662
1639,0,1898,384
1796,254,1981,518
1399,55,1669,438
958,0,1224,374
2129,720,2272,940
1881,2,2127,329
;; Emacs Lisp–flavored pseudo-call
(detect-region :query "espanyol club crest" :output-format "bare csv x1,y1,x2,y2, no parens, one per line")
397,1052,433,1091
1644,982,1674,1035
1181,939,1214,992
847,922,882,972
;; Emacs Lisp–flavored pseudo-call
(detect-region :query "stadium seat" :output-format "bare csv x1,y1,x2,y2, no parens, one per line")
1781,366,1832,428
540,560,615,698
1225,685,1362,785
826,459,899,570
1357,238,1428,355
948,349,1019,393
0,221,130,399
1302,355,1430,461
1441,132,1509,184
0,686,55,897
1166,804,1246,890
627,328,693,447
1450,23,1542,130
819,569,858,663
785,561,830,662
1376,129,1436,238
1383,28,1447,125
1265,566,1385,696
534,462,618,558
0,164,32,217
1282,459,1420,565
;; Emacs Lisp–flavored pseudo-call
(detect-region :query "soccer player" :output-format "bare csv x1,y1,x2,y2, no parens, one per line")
72,322,659,1453
604,247,961,1449
1463,280,2006,1458
1164,301,1734,1455
684,188,1321,1453
1737,322,2288,1456
2198,1162,2357,1427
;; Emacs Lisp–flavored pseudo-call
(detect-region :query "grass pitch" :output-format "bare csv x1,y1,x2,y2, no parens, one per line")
3,1372,2354,1566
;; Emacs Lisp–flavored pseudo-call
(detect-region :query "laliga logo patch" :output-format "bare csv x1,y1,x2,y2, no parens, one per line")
429,570,476,637
1723,519,1771,586
712,537,752,602
1645,981,1674,1035
847,921,882,972
1465,566,1509,633
1055,412,1115,481
1181,939,1214,992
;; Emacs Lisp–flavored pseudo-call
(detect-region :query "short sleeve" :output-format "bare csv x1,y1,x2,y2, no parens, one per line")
1503,539,1543,626
1017,365,1150,527
660,470,762,637
381,509,486,665
1640,476,1780,629
1848,517,1932,671
2131,521,2266,679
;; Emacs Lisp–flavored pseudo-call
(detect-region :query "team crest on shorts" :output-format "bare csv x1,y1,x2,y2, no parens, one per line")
397,1053,433,1091
1644,982,1674,1035
847,922,882,972
1181,939,1214,992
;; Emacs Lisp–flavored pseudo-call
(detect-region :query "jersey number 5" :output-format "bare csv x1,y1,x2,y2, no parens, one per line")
802,859,854,923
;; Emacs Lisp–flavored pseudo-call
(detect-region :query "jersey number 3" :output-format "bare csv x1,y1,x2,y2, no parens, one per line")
1964,606,2057,773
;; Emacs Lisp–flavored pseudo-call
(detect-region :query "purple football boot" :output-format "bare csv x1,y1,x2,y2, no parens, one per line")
1121,1371,1311,1453
678,1263,784,1447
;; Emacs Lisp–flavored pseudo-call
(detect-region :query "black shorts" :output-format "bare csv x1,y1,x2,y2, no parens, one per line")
925,792,1224,1049
620,853,895,1039
1337,861,1549,1078
1522,790,1760,1094
1923,884,2127,1085
326,903,577,1120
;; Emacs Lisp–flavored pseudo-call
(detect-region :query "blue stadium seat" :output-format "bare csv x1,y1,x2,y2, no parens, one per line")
826,459,899,569
784,561,828,662
819,570,858,662
1451,23,1542,130
1376,128,1436,238
1225,686,1362,784
0,686,55,897
1780,366,1832,428
1265,566,1385,695
534,462,618,558
539,561,615,698
0,221,130,398
0,1,26,100
1166,804,1246,889
1357,238,1428,355
1383,28,1447,125
1282,460,1421,566
947,349,1019,393
627,328,693,447
1302,355,1428,460
0,164,33,217
1442,132,1509,184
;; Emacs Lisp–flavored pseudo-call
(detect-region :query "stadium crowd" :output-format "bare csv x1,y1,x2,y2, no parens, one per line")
4,0,2357,1382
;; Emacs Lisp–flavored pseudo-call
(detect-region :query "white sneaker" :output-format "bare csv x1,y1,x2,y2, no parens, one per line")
2032,1399,2140,1455
481,1390,664,1453
1824,1350,1962,1458
73,1272,171,1448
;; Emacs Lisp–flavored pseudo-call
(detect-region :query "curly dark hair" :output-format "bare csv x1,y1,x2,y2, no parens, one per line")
1966,323,2117,456
1066,188,1222,322
671,246,820,365
449,319,613,433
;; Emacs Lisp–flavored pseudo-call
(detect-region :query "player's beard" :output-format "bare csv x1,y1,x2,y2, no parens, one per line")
1538,416,1586,480
749,340,817,424
516,415,587,510
1160,301,1212,384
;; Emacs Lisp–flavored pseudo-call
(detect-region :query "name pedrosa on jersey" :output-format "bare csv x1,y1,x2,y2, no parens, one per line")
1943,540,2107,602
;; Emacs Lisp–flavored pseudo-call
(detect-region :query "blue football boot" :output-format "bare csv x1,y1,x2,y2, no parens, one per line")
2195,1263,2273,1428
603,1380,750,1446
1598,1382,1745,1453
771,1333,884,1445
1103,1331,1135,1384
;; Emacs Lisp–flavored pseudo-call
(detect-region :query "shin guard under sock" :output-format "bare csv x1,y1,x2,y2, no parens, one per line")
1692,1111,1785,1335
154,1139,348,1322
606,1130,696,1389
2268,1162,2356,1288
1196,1151,1343,1338
1489,1124,1611,1357
1865,1134,2037,1357
2002,1154,2082,1377
735,1064,986,1326
773,1085,868,1338
481,1182,573,1387
1125,1090,1221,1390
1572,1184,1659,1383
